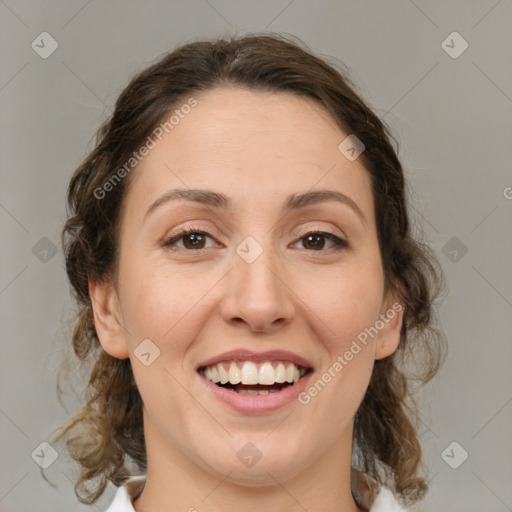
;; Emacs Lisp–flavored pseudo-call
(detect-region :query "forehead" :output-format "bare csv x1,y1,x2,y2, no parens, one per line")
123,86,374,222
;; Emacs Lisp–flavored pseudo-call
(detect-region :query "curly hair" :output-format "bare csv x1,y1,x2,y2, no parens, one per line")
53,33,447,506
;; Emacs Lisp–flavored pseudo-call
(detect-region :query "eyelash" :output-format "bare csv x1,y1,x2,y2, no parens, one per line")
163,226,349,253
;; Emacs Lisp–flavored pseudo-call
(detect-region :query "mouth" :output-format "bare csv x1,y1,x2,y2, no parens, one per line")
198,360,313,395
196,350,314,402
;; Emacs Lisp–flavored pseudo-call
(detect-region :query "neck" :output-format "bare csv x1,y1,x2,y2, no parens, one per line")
133,419,365,512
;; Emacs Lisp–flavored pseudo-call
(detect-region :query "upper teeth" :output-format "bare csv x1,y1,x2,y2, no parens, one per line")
202,361,307,386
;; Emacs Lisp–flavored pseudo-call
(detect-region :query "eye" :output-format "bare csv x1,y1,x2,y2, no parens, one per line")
163,228,349,252
293,230,348,251
163,228,216,250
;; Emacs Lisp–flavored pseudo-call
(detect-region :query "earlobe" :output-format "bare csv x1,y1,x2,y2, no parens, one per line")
88,276,130,359
374,290,405,361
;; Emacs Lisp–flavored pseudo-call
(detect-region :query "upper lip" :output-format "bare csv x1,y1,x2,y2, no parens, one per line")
196,349,314,371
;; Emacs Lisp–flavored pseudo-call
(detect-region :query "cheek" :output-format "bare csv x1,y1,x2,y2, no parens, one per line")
121,268,201,409
300,258,384,352
117,259,221,380
117,246,196,341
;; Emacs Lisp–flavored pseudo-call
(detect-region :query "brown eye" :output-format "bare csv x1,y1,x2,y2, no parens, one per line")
296,231,348,251
164,229,214,250
163,228,348,253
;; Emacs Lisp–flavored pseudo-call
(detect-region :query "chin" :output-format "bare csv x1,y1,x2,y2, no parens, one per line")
196,435,310,485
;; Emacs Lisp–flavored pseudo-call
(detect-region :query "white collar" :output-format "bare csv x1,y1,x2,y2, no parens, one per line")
104,470,408,512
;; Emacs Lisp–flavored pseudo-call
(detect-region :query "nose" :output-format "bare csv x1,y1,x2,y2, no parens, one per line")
220,242,295,335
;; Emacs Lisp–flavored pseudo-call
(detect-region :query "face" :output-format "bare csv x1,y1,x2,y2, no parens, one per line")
90,86,403,485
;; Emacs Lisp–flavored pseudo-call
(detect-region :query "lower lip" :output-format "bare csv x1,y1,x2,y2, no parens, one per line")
199,372,313,415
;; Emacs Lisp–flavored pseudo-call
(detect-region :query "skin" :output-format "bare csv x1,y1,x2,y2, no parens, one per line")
90,86,404,512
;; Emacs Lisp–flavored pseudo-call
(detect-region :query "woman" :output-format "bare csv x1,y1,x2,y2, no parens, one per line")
55,33,447,511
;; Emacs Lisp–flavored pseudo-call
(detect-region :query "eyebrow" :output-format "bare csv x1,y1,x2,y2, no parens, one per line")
144,188,367,225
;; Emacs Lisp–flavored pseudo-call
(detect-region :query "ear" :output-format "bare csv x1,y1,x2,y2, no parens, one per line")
89,276,130,359
374,285,405,361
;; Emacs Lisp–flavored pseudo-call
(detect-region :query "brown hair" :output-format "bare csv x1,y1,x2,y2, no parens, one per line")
54,33,447,506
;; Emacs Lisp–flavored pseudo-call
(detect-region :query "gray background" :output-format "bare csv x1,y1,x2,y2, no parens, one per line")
1,1,511,511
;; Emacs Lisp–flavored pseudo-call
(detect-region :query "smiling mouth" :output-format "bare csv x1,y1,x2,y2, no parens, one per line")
199,360,313,395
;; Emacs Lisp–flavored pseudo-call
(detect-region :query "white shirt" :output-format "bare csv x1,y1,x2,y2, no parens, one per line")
104,469,409,511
